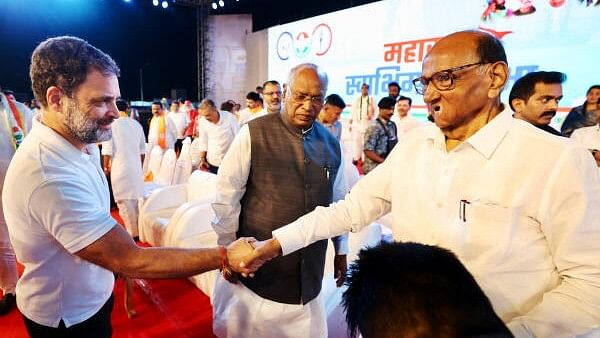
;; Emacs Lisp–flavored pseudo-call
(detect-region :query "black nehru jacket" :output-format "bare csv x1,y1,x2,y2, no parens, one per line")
237,112,341,304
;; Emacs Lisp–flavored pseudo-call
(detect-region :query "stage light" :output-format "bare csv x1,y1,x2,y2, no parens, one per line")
123,0,132,2
161,0,168,8
218,0,224,7
152,0,159,6
211,2,217,9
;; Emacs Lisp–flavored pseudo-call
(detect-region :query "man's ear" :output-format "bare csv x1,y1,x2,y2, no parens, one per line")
46,86,64,112
511,98,525,116
487,62,508,99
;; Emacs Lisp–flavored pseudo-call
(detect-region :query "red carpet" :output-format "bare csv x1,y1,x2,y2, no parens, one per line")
0,210,216,338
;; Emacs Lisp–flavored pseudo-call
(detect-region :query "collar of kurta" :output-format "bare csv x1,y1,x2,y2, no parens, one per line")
426,105,513,159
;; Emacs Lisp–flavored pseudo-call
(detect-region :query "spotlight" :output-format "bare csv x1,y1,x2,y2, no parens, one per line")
161,0,168,8
211,2,217,9
152,0,159,6
123,0,132,2
218,0,224,7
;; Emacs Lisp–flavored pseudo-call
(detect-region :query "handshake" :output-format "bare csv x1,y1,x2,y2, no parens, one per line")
223,237,282,279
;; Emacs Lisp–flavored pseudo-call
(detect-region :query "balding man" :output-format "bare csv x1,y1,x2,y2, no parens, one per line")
244,31,600,337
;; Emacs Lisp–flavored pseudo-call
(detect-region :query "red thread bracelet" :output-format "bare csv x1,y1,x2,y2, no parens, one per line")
219,246,231,277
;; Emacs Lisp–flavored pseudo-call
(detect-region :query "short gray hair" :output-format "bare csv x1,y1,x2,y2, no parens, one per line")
287,63,328,96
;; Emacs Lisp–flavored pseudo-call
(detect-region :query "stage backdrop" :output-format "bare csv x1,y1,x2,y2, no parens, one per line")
267,0,600,125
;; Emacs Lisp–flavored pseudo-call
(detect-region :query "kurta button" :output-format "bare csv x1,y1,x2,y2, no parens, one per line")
304,158,310,164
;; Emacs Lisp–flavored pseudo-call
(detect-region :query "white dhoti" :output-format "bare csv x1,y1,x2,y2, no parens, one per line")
212,275,327,338
116,199,139,237
351,122,369,162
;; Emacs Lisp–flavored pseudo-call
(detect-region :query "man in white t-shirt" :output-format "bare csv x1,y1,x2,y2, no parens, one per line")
101,100,146,238
2,36,258,338
194,99,239,174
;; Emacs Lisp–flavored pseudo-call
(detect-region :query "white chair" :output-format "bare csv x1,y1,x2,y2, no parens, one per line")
141,143,152,175
172,138,193,185
146,145,164,177
155,149,176,186
138,170,217,245
189,138,202,169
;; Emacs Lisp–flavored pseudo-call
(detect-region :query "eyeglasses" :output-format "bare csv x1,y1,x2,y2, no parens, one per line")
291,91,323,105
412,62,487,95
263,91,282,96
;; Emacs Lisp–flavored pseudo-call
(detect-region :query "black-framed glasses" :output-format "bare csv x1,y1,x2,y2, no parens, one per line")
412,62,487,95
291,91,324,105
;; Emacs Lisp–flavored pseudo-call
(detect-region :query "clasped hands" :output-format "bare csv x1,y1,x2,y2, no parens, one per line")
224,237,282,281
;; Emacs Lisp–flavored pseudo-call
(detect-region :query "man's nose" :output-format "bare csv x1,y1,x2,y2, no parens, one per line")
423,84,439,103
108,101,119,118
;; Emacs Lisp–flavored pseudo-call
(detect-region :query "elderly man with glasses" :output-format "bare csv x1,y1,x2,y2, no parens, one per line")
211,63,351,338
242,30,600,337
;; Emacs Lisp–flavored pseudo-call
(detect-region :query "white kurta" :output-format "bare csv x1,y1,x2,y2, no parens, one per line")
167,110,189,139
196,111,239,167
237,108,266,126
274,108,600,338
148,114,177,150
570,124,600,150
101,117,146,200
390,114,423,137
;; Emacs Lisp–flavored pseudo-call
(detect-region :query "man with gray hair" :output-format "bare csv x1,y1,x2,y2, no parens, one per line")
211,63,350,337
2,36,257,337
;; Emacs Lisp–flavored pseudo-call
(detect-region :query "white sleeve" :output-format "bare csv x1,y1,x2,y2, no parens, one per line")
211,125,252,245
507,146,600,337
273,147,394,255
29,179,116,253
198,119,208,152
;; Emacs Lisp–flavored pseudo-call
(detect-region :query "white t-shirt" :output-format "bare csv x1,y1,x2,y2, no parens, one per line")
101,117,146,200
2,115,116,328
274,108,600,337
570,124,600,150
196,111,239,166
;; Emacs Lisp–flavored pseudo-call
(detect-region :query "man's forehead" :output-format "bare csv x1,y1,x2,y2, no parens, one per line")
422,36,479,74
265,83,280,90
533,82,563,95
